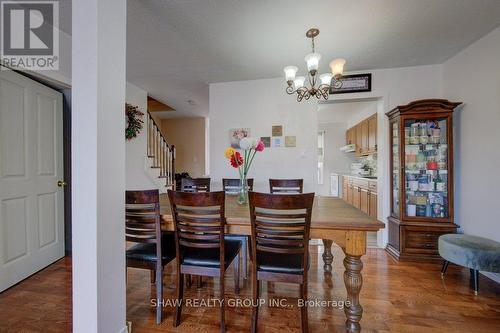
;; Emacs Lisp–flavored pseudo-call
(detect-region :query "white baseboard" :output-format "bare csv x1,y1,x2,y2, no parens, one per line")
118,325,129,333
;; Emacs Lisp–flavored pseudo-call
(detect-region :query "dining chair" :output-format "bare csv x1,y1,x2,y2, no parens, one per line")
125,190,176,325
180,177,211,192
248,191,314,333
168,190,241,332
222,178,254,279
222,178,254,193
269,178,304,194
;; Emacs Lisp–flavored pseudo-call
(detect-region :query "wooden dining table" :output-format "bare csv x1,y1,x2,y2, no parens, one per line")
160,194,385,333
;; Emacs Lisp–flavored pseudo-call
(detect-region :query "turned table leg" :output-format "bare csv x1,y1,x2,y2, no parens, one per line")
343,230,366,333
321,239,334,273
344,254,363,332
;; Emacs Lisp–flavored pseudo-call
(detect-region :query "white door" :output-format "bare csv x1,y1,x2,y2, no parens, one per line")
0,69,64,292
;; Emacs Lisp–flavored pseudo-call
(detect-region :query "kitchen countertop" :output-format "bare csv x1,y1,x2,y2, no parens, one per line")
343,174,378,182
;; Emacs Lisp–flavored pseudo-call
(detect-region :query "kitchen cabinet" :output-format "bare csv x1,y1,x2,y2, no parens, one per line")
346,127,355,145
368,114,377,153
355,124,363,155
360,120,369,155
345,113,377,156
386,99,460,262
342,176,377,218
360,188,369,214
369,191,377,219
352,186,360,208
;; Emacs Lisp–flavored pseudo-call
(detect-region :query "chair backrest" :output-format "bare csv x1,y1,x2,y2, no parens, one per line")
168,190,226,264
222,178,254,194
125,190,161,246
269,179,304,194
181,177,211,192
249,192,314,273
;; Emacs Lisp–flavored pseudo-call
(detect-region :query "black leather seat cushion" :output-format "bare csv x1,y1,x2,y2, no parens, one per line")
257,251,309,274
126,231,176,265
181,238,241,269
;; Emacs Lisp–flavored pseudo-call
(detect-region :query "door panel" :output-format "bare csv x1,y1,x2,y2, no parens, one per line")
2,197,28,263
0,78,26,178
0,69,64,292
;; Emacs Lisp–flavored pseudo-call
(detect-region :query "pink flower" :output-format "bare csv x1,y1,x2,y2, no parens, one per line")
255,140,265,152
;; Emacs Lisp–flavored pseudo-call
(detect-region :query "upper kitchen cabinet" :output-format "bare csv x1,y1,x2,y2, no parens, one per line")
368,114,377,153
345,113,377,156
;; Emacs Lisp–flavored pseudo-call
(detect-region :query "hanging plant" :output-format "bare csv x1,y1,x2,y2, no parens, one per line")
125,103,144,140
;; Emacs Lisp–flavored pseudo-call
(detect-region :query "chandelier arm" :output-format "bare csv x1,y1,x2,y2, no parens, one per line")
320,87,329,100
285,85,296,95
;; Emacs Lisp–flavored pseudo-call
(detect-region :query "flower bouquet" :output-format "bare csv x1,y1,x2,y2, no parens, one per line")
224,137,265,204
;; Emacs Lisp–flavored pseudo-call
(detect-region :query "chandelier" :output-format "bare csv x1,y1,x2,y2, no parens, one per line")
284,28,346,102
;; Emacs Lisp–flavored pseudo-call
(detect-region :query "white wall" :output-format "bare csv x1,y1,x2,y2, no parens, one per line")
209,78,318,193
126,82,157,190
443,26,500,282
210,64,443,247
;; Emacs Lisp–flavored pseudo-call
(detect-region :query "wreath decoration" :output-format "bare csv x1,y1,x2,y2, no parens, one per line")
125,103,144,140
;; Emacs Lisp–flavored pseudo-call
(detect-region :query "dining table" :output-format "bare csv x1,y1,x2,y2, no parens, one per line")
160,194,385,333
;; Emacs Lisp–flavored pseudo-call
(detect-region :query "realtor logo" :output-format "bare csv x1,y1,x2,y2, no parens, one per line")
1,0,59,70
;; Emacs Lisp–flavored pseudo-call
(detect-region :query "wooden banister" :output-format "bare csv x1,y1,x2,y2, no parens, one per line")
147,112,175,189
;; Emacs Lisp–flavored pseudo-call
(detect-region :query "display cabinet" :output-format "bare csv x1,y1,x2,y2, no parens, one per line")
386,99,461,261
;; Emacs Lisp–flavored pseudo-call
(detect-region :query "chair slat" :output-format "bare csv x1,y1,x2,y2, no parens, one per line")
269,179,304,194
179,239,220,249
177,215,223,224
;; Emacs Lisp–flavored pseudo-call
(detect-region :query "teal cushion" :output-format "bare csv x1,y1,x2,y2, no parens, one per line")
438,234,500,273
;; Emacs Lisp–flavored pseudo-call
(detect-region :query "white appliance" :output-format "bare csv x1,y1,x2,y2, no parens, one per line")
330,173,341,197
340,144,356,152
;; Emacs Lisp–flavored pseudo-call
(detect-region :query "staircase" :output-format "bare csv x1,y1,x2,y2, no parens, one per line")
146,112,175,190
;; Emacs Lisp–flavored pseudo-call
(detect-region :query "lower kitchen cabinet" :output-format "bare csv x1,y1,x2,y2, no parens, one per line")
342,176,377,218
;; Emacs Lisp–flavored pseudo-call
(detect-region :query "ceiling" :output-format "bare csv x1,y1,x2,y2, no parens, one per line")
126,0,500,118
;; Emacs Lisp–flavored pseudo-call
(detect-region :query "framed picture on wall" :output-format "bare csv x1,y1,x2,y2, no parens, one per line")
329,73,372,94
229,128,250,149
260,136,271,148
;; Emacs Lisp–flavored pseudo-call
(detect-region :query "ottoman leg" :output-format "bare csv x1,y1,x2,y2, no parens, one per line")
441,260,449,278
470,269,479,295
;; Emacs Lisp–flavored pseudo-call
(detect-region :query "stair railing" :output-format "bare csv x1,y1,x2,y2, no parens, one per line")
147,112,175,189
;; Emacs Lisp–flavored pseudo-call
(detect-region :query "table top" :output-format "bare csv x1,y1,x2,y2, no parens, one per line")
160,194,385,232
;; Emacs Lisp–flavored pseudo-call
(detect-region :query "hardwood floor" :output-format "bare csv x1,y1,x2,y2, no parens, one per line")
0,245,499,332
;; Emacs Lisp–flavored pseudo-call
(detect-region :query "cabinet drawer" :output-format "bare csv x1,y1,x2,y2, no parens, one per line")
353,178,369,189
368,181,377,192
403,227,453,253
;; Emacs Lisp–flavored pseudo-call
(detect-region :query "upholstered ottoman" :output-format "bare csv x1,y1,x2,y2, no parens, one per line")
438,234,500,295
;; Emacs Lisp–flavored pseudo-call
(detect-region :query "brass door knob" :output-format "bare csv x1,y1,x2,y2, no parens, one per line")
57,181,67,187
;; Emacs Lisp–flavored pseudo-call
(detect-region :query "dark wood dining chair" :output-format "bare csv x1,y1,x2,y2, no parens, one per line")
125,190,176,324
180,177,211,192
248,191,314,333
222,178,254,279
168,190,241,332
269,178,304,194
222,178,254,193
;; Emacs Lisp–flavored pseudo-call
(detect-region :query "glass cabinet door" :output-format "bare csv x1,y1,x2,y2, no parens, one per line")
391,120,400,218
403,117,449,219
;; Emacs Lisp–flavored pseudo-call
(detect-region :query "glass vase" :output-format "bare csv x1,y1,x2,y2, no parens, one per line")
237,176,248,205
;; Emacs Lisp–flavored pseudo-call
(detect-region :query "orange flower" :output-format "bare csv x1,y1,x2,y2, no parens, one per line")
224,147,236,159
